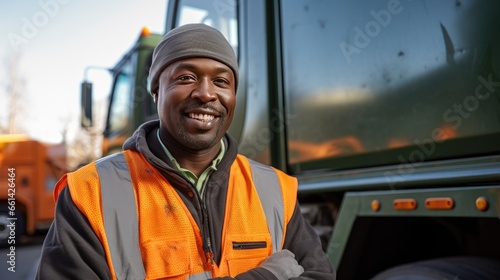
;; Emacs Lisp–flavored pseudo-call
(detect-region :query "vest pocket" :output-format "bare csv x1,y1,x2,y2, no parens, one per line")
142,238,191,279
228,257,268,277
224,234,272,277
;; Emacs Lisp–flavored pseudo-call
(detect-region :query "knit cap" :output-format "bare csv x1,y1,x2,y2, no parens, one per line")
149,23,238,95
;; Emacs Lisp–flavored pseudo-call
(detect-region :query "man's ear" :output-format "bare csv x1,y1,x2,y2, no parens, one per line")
153,93,157,103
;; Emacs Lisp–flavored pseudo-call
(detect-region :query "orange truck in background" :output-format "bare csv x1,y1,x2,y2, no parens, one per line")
0,135,69,246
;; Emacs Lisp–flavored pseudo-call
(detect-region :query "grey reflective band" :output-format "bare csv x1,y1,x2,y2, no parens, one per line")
95,154,284,279
248,159,285,253
188,271,213,279
96,153,146,280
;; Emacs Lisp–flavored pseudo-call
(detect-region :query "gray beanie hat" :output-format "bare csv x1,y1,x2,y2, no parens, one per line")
149,23,238,95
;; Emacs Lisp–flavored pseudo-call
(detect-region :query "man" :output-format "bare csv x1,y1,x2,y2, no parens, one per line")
36,23,336,280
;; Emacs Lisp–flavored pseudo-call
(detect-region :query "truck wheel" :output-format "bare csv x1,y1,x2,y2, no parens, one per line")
0,205,25,247
371,256,500,280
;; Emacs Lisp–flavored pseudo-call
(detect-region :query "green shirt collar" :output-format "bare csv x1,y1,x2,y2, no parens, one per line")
156,129,226,196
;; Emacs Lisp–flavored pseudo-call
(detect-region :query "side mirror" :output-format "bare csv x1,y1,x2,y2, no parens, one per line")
81,81,93,128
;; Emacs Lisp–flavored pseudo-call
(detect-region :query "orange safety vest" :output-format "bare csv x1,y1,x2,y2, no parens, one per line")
54,150,298,280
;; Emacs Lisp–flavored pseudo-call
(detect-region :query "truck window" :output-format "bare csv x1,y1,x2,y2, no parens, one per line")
280,0,500,172
108,63,133,135
174,0,238,57
144,53,158,120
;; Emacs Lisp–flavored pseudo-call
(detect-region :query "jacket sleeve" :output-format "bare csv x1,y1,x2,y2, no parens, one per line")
285,203,337,280
36,187,112,280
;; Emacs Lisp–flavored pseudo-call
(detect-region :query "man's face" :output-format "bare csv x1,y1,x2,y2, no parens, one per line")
156,57,236,151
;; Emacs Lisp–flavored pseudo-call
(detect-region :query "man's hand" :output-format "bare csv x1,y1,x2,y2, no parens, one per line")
259,249,304,280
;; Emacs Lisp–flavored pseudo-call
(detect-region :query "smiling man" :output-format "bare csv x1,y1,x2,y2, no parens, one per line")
155,57,235,176
36,24,336,280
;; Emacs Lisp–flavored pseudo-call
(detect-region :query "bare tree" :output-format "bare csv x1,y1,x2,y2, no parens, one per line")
66,97,107,170
2,50,27,134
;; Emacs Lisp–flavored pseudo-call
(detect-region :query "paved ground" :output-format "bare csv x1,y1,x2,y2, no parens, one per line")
0,233,45,280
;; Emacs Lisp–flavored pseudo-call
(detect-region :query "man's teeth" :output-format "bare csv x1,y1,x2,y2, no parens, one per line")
189,113,215,121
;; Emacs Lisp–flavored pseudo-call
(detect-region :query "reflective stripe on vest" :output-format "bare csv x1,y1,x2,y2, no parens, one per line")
96,153,145,280
95,153,285,280
247,159,284,253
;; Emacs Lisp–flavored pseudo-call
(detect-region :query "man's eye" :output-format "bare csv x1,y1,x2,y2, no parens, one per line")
178,75,194,81
214,78,229,84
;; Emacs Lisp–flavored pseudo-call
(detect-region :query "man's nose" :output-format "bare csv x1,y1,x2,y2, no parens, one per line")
191,78,217,102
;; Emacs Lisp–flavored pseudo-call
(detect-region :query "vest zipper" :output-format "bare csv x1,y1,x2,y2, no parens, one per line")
201,199,215,265
206,235,215,265
200,173,216,266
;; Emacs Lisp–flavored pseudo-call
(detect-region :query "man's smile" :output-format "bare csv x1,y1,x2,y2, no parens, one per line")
188,113,216,122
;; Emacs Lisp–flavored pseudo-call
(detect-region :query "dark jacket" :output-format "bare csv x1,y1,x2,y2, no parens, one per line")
36,120,336,279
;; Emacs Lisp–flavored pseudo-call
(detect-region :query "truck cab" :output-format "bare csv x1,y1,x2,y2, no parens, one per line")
81,28,162,156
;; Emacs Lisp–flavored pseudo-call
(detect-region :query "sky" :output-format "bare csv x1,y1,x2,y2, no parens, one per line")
0,0,167,143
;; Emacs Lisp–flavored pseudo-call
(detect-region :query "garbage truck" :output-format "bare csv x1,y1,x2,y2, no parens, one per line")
0,135,68,246
81,0,500,278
